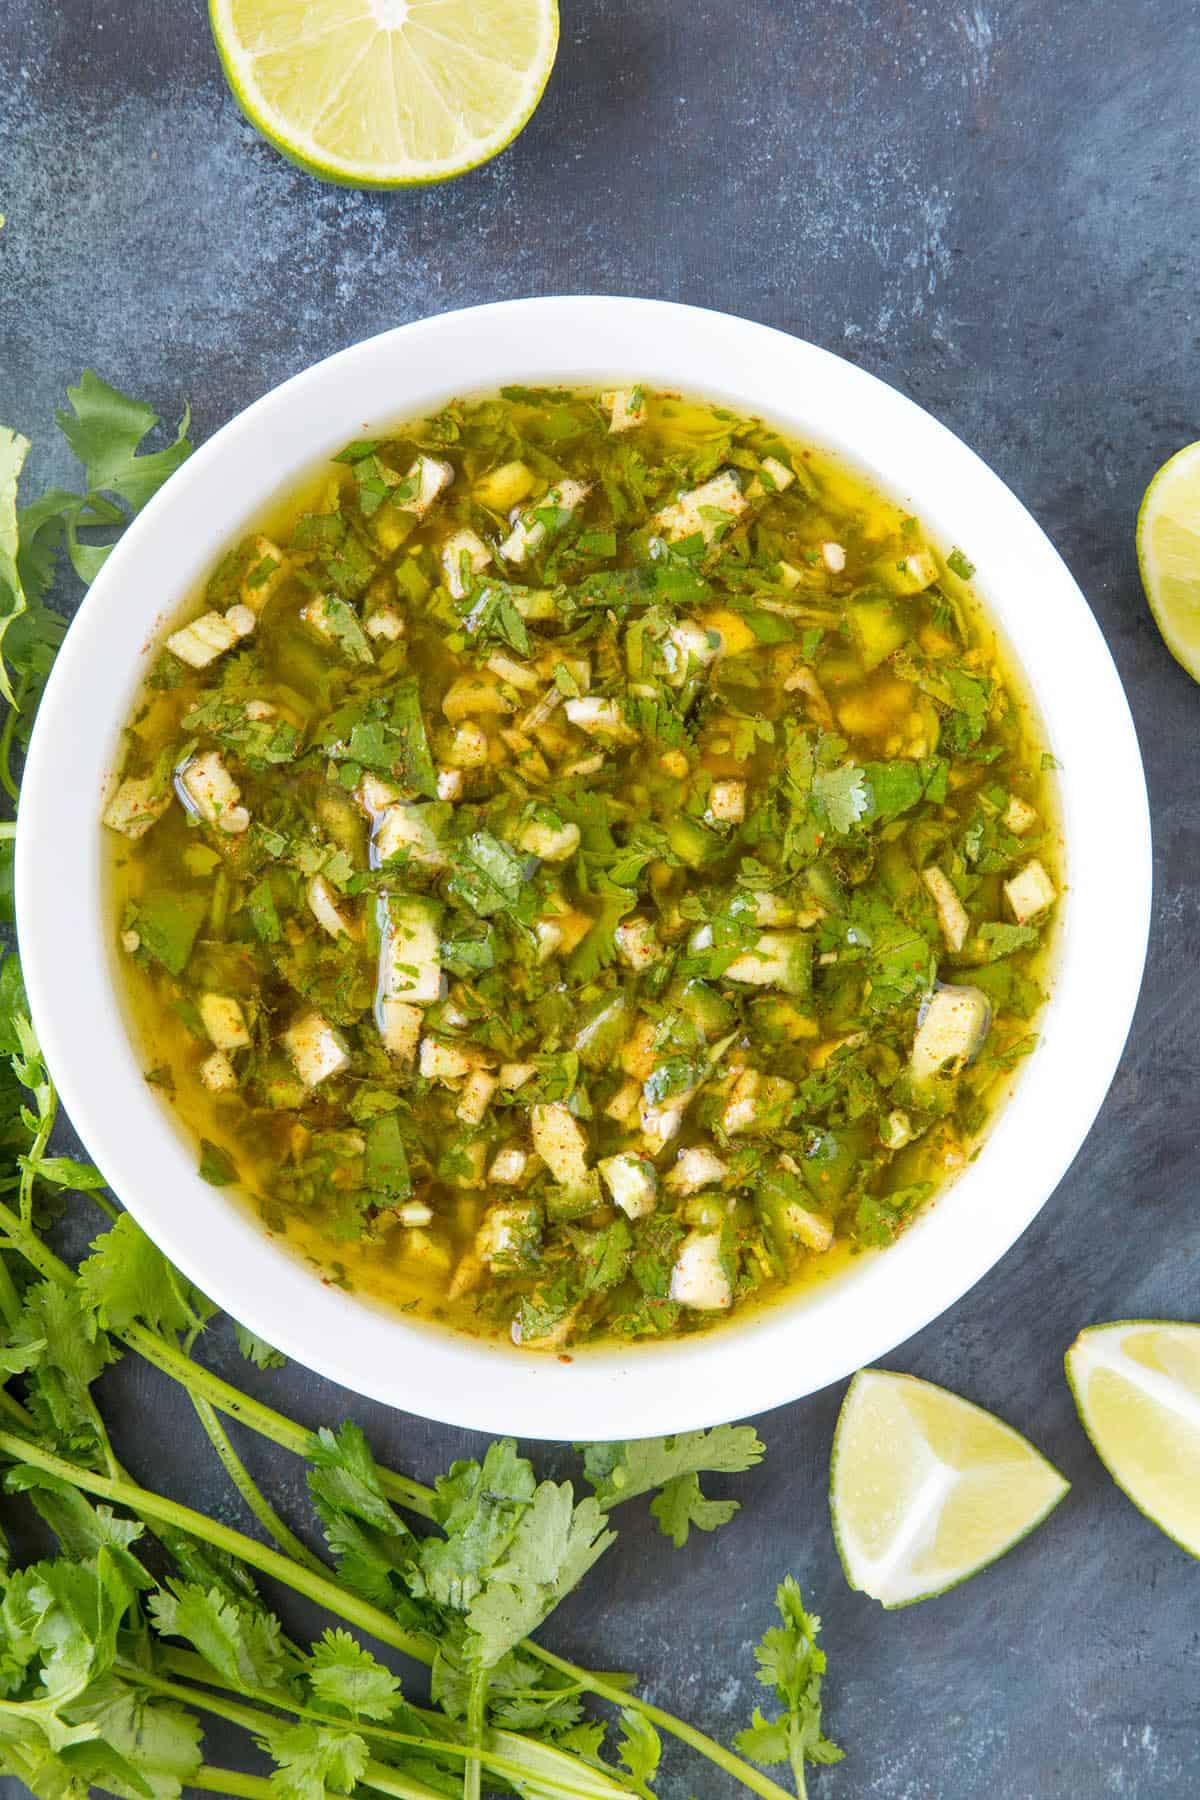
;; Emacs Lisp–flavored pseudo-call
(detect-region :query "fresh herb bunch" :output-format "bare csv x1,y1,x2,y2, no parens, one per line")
0,387,842,1797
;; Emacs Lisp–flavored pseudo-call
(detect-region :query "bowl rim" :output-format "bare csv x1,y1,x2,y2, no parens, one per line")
16,295,1152,1439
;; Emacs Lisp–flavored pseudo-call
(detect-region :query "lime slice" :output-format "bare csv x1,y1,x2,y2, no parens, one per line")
830,1369,1069,1607
1067,1320,1200,1557
210,0,559,188
1137,440,1200,681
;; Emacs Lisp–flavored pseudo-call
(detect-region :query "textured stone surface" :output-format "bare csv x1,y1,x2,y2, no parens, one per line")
3,1,1200,1794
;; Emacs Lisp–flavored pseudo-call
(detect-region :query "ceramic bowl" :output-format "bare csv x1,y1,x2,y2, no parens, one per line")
16,297,1152,1438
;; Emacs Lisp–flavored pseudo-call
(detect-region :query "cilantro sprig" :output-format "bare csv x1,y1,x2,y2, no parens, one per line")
735,1577,843,1799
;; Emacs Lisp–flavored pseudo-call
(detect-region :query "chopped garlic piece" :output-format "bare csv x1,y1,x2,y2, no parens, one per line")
457,1069,497,1126
1004,795,1038,836
531,1102,590,1185
103,778,171,840
378,1000,421,1064
399,455,453,519
652,470,747,544
199,1051,238,1093
670,1232,732,1310
177,751,248,833
167,610,241,669
922,864,970,953
282,1012,350,1087
601,388,646,433
306,874,351,939
564,695,634,741
599,1151,657,1220
500,479,590,564
1004,859,1057,925
441,528,492,598
200,994,250,1051
490,1146,530,1185
706,779,746,825
664,1145,728,1195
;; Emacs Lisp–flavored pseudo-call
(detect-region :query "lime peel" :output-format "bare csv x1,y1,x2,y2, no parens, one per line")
210,0,559,188
830,1368,1069,1608
1137,440,1200,682
1067,1319,1200,1559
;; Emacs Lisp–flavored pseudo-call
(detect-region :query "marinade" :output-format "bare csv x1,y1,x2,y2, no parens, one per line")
105,386,1060,1350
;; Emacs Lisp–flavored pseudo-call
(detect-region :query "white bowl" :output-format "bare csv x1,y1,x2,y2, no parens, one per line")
17,298,1151,1440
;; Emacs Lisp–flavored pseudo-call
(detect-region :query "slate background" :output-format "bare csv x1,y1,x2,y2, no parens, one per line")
3,1,1200,1794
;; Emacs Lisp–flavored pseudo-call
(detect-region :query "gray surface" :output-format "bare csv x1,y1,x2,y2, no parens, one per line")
3,1,1199,1795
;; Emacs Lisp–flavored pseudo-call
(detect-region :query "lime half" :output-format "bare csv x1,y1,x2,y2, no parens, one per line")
1067,1320,1200,1558
830,1369,1069,1607
210,0,559,188
1137,440,1200,681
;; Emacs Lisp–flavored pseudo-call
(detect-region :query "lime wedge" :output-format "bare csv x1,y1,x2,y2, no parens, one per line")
1067,1320,1200,1558
830,1369,1069,1607
1137,440,1200,681
210,0,559,188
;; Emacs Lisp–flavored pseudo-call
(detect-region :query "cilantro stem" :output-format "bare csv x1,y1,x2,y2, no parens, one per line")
192,1771,277,1800
525,1644,799,1800
464,1668,487,1800
0,689,21,803
123,1321,438,1517
0,1250,21,1330
0,1384,35,1431
190,1390,329,1576
125,1664,625,1800
0,1190,439,1517
0,1428,438,1670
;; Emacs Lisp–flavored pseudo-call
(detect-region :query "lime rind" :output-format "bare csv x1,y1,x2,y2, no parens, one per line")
830,1368,1069,1609
1136,440,1200,682
209,0,559,189
1066,1319,1200,1562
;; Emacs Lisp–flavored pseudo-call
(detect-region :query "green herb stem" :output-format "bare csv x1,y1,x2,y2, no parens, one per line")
464,1668,487,1800
192,1769,277,1800
121,1320,438,1520
190,1390,329,1576
0,1428,437,1669
125,1665,613,1800
0,1250,22,1331
0,1190,436,1516
527,1643,798,1800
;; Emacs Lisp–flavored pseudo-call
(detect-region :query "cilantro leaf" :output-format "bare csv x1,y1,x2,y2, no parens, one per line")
149,1580,295,1693
447,830,534,920
581,1425,765,1514
4,1466,150,1586
649,1471,740,1548
55,371,192,517
390,678,438,799
198,1138,238,1187
307,1628,403,1722
234,1321,287,1370
5,1281,121,1460
734,1576,842,1799
65,1672,205,1799
255,1720,368,1800
464,1483,615,1667
617,1708,662,1786
413,1438,537,1612
126,890,207,977
979,921,1039,959
78,1214,208,1336
811,763,869,835
305,1423,416,1609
